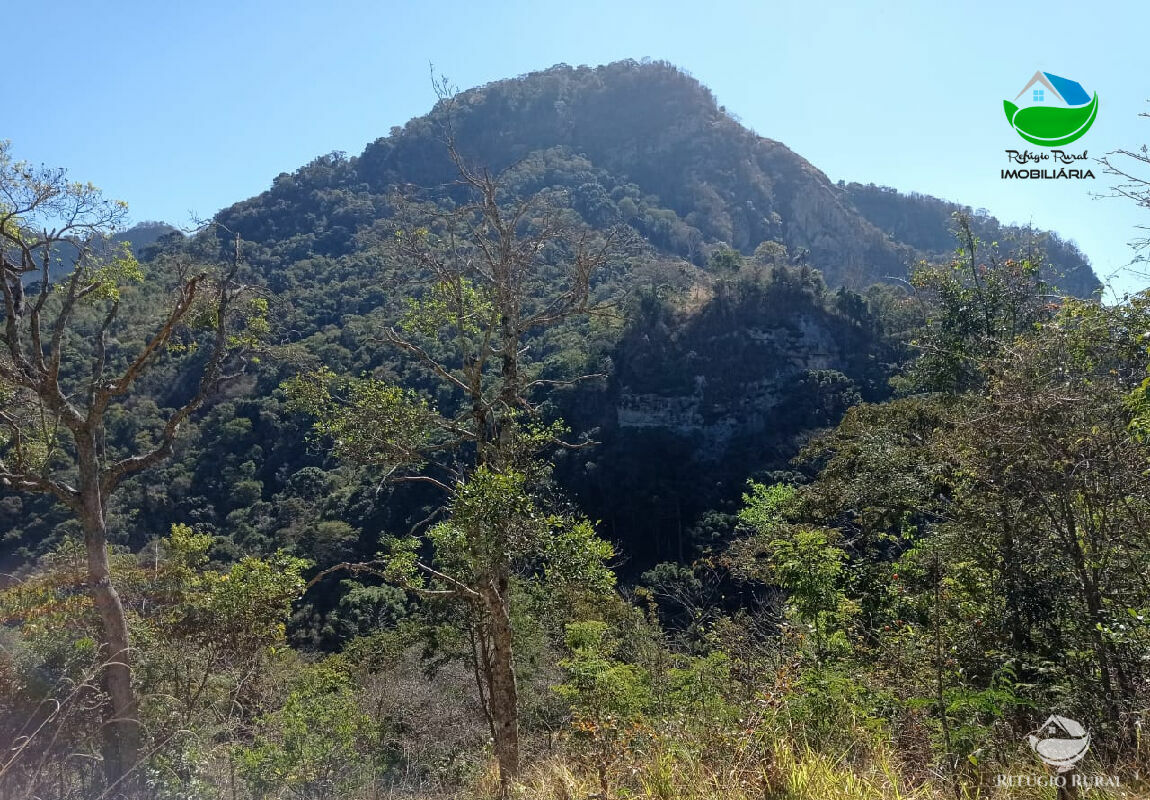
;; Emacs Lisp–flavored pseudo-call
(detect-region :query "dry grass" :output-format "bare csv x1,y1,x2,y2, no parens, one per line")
488,741,938,800
458,730,1150,800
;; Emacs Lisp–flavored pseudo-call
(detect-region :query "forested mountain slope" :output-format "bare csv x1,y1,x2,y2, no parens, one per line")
5,58,1143,800
0,59,1099,601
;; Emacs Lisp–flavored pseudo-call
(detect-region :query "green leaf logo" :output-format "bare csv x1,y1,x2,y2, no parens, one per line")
1003,71,1098,147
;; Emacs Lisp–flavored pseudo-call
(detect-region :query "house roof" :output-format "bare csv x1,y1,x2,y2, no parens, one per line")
1043,73,1091,106
1040,715,1088,739
1013,71,1091,106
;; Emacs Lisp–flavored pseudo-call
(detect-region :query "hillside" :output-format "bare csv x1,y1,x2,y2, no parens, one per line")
5,57,1147,800
168,59,1097,569
17,221,178,286
217,59,1099,294
0,60,1101,578
111,220,178,253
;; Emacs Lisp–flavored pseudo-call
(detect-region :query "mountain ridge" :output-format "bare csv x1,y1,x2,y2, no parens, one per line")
214,59,1098,295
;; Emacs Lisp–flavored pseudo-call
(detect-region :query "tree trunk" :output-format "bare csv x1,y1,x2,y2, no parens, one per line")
482,577,519,796
77,438,141,796
1057,771,1079,800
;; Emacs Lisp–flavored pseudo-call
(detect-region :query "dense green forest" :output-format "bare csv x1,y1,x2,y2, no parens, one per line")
2,60,1148,800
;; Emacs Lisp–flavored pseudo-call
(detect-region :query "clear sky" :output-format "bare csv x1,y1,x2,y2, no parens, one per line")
11,0,1150,296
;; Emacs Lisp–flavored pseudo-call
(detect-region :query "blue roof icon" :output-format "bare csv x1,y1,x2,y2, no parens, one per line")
1042,73,1091,106
1013,71,1093,107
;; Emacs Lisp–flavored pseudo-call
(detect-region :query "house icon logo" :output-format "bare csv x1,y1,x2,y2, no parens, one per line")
1028,715,1091,771
1004,71,1099,147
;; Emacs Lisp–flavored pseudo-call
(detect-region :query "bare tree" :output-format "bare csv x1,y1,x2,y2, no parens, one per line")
1099,104,1150,272
0,141,262,795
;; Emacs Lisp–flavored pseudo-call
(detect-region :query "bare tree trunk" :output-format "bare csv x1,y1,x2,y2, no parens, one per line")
482,576,519,796
77,437,141,796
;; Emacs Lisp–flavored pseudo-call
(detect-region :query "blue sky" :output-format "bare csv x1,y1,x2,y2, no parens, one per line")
11,0,1150,296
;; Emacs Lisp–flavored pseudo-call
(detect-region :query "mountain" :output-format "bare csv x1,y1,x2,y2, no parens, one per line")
112,221,179,255
842,183,1097,295
17,222,179,287
0,60,1102,596
217,59,1099,295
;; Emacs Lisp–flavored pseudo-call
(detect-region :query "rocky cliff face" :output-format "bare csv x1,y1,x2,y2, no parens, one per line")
560,276,894,566
616,312,844,460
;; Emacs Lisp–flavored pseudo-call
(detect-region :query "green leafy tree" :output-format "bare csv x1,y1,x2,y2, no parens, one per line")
944,299,1150,727
793,295,1150,776
555,620,651,797
0,142,263,794
238,665,375,800
285,124,624,794
735,482,853,662
903,212,1051,394
0,525,307,799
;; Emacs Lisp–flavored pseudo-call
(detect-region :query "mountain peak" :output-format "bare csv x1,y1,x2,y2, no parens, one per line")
220,60,1099,295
